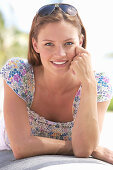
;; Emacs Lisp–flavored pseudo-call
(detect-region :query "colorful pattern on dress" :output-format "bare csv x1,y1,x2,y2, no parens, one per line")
0,57,35,107
0,57,113,144
28,107,74,141
95,72,113,102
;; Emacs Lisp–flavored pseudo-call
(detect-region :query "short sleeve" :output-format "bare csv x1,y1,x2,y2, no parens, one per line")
95,72,113,102
0,57,32,106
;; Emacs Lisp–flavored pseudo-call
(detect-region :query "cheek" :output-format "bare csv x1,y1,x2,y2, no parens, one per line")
39,51,51,65
40,55,50,63
67,47,76,60
39,47,52,56
68,40,80,57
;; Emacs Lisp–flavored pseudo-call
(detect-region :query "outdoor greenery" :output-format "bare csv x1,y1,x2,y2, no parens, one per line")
0,11,28,69
108,98,113,111
0,11,113,111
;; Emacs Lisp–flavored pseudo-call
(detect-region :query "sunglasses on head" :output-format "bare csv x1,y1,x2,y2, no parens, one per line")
37,3,78,17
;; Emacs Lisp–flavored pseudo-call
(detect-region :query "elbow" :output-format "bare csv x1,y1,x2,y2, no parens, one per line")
72,132,99,158
72,142,95,158
12,136,40,159
12,149,23,160
73,148,92,158
13,145,27,160
72,141,98,158
73,143,98,158
72,140,94,158
12,140,29,159
14,152,24,160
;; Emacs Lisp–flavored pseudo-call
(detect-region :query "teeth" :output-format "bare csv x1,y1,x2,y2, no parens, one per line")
52,61,67,65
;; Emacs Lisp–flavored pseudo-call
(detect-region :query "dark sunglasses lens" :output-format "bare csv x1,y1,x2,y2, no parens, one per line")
38,5,55,16
59,4,77,16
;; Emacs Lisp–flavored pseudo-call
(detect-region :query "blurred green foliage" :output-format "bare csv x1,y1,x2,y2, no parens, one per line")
0,11,28,69
108,98,113,112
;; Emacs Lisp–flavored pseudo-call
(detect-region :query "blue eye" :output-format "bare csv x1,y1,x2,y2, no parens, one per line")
65,42,74,46
45,43,53,46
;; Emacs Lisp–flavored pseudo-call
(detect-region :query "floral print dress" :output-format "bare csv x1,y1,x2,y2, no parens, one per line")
0,57,112,150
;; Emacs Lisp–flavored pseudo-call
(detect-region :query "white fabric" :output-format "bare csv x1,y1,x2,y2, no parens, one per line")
41,163,112,170
0,114,11,150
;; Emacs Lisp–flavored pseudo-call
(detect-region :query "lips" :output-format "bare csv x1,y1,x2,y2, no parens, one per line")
51,61,67,65
50,61,69,68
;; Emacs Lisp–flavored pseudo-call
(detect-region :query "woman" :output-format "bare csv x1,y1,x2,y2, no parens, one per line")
0,3,113,163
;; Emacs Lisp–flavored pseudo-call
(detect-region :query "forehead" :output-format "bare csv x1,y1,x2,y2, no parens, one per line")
38,21,79,40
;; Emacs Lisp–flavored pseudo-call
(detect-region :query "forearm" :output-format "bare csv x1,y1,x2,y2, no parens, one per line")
14,135,73,159
72,80,99,157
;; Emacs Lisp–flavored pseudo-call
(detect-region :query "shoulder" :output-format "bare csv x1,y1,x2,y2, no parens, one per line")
0,57,34,105
0,57,33,88
1,57,31,76
95,72,113,102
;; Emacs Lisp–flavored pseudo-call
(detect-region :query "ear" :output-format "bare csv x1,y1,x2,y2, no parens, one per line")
32,38,39,53
79,34,84,47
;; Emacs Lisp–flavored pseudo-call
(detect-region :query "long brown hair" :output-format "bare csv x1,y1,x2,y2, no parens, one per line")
28,7,87,66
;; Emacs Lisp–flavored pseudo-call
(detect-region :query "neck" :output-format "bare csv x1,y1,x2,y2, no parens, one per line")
42,68,81,95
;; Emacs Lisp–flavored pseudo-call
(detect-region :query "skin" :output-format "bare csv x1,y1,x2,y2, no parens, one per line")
32,21,84,94
3,20,113,164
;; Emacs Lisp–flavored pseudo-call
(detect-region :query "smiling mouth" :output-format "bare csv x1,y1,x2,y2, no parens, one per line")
50,61,68,65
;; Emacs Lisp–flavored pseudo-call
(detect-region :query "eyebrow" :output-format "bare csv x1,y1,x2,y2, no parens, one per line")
42,38,74,42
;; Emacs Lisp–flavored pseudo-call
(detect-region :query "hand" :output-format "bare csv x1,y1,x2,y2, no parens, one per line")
92,146,113,165
70,46,95,84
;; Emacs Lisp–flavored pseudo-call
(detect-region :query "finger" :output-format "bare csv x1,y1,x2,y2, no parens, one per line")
72,54,84,62
75,46,89,56
74,53,91,64
78,53,89,61
80,53,88,57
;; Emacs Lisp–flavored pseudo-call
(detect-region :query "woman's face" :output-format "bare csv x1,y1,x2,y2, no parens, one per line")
32,21,83,75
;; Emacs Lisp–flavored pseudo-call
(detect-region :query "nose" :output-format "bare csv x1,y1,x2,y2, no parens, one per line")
54,45,66,57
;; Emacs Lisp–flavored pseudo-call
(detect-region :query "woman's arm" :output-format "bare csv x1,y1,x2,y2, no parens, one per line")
91,100,113,165
91,146,113,165
70,46,113,164
70,46,100,157
3,81,73,159
72,80,99,157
